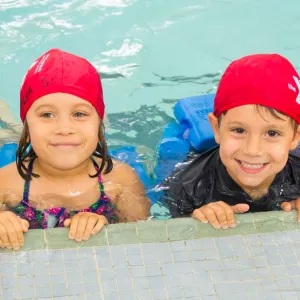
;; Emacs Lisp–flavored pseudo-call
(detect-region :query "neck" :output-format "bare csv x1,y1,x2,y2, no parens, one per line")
33,158,92,181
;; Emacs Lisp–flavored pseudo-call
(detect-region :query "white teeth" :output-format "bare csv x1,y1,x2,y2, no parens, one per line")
240,161,264,169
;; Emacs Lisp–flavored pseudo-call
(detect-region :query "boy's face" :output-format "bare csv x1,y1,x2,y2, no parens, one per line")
209,105,300,192
26,93,100,170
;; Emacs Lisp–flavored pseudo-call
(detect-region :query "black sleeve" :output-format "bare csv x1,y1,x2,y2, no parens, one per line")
161,148,219,217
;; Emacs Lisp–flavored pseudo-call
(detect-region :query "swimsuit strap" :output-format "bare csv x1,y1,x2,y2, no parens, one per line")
22,160,34,203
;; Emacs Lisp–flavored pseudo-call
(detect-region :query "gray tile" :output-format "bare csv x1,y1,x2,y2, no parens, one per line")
277,243,294,255
131,266,147,278
256,267,273,279
3,288,20,300
180,273,196,287
167,286,184,298
165,275,181,288
143,254,160,265
162,263,177,276
146,265,162,277
286,265,300,276
229,236,246,247
188,249,205,261
103,291,119,300
119,290,135,300
1,276,18,288
260,279,278,292
19,285,35,299
273,232,290,243
259,234,275,244
0,253,15,264
173,251,189,262
63,249,78,261
276,277,293,290
127,254,143,266
219,247,234,259
85,281,101,294
215,237,231,248
135,290,153,300
49,261,65,273
151,288,167,299
182,286,200,298
195,271,212,282
79,258,97,272
198,281,215,296
18,275,35,288
133,277,150,290
193,261,209,272
125,244,142,255
77,248,94,259
68,283,85,296
204,248,220,260
170,241,186,252
102,279,118,293
158,252,174,264
222,259,238,270
17,262,33,276
266,253,284,266
176,261,193,274
253,256,268,268
186,239,202,250
244,280,262,292
67,270,83,283
35,286,53,298
149,276,165,289
100,269,115,281
114,267,131,279
117,277,133,291
245,234,261,245
52,283,69,297
282,254,298,265
249,245,265,257
83,271,99,283
86,294,103,300
35,273,51,286
207,260,223,271
233,246,249,258
201,239,217,249
271,266,288,278
237,257,254,269
280,291,298,300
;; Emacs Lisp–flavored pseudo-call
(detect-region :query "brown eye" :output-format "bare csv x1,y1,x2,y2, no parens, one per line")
267,130,280,137
232,128,245,134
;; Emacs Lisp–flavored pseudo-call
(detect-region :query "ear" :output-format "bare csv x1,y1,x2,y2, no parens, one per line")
208,113,221,144
290,127,300,150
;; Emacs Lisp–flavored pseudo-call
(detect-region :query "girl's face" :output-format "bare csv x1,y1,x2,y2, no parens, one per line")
26,93,100,171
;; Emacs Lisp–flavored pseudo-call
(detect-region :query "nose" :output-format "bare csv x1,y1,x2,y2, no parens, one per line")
54,115,76,136
243,134,264,157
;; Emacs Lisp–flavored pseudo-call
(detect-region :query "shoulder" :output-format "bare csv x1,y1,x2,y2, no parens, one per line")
0,162,23,189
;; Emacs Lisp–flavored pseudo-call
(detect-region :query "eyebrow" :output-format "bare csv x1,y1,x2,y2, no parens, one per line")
34,103,94,111
226,121,287,131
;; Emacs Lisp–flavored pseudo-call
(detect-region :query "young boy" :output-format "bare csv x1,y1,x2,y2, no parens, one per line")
164,54,300,230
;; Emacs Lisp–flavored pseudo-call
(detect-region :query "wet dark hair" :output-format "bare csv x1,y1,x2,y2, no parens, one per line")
217,105,299,135
16,120,113,181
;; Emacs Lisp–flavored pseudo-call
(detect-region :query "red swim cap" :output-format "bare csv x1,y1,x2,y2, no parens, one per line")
20,48,104,122
214,54,300,124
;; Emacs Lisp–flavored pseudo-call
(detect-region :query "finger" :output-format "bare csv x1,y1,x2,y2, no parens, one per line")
7,219,22,250
192,209,208,223
281,201,293,212
0,223,11,249
201,206,221,229
293,199,300,223
63,218,72,228
21,219,30,232
68,217,79,240
82,216,99,241
211,202,234,229
11,219,25,249
75,214,90,242
0,237,4,248
91,216,108,235
231,203,250,214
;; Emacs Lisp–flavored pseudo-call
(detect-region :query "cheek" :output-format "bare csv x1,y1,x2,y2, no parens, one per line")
219,135,240,159
267,143,290,165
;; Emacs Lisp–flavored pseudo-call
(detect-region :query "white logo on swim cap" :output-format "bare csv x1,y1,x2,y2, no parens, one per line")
293,76,300,104
20,60,39,87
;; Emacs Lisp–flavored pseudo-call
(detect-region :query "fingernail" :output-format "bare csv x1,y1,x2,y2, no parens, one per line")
201,220,208,224
214,225,221,230
229,223,236,228
75,239,82,242
222,225,229,230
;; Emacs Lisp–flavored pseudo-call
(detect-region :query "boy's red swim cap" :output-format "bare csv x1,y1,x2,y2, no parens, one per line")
214,54,300,124
20,48,104,122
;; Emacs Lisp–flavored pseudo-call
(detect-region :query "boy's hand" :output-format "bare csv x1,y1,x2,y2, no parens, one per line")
281,199,300,222
192,201,249,230
64,212,107,242
0,211,29,250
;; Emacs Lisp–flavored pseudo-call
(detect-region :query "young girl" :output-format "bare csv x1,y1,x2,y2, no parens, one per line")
0,49,151,250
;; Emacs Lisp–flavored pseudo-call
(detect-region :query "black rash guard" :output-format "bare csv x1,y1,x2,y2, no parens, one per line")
162,146,300,217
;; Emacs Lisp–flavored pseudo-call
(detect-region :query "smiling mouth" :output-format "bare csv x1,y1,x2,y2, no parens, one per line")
51,143,80,148
236,159,269,173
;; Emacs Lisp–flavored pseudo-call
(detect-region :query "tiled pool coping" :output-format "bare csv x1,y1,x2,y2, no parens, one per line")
1,211,299,252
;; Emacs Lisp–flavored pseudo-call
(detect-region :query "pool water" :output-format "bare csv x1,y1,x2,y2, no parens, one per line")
1,0,300,217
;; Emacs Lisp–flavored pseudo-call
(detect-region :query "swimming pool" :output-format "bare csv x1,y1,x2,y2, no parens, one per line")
1,1,300,299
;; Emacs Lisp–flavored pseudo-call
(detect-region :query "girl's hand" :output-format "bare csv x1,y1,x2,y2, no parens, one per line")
0,211,29,250
64,212,108,242
192,201,249,230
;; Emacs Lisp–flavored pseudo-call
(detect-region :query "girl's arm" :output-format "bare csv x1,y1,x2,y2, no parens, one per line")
111,162,151,222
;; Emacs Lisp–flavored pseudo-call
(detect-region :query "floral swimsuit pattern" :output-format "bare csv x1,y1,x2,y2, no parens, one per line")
10,159,118,229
